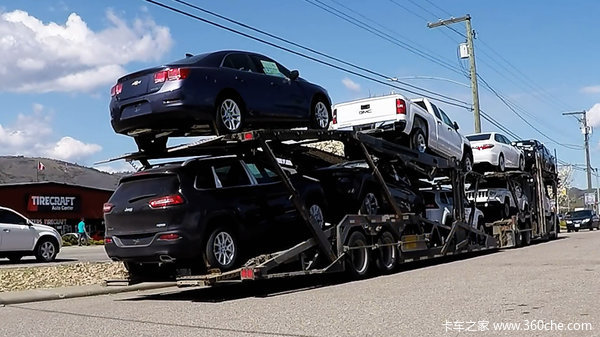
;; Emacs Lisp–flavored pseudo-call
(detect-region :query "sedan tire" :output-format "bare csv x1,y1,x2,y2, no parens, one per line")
311,99,331,130
497,154,506,172
216,97,244,134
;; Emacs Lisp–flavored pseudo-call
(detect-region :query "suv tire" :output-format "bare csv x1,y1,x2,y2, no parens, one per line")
204,225,238,271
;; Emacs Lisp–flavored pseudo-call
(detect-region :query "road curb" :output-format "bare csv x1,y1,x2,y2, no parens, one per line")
0,282,176,305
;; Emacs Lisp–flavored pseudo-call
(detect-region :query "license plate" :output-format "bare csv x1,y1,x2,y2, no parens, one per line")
575,223,580,228
121,102,151,119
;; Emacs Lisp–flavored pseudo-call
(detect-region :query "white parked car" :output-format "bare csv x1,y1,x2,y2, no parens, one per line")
0,206,61,263
466,132,524,172
422,188,484,228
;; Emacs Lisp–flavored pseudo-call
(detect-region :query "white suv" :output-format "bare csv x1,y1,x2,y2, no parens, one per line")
0,206,61,263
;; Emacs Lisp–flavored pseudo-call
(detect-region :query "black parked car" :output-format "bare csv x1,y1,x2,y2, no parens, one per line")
109,50,332,152
565,209,600,232
310,161,424,222
513,139,556,173
103,154,327,277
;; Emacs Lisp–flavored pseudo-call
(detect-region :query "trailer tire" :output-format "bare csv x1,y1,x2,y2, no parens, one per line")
345,231,370,278
204,225,239,271
375,231,397,273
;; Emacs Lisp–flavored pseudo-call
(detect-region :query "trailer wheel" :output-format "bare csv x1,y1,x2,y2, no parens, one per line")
375,231,397,273
345,231,370,278
204,226,238,271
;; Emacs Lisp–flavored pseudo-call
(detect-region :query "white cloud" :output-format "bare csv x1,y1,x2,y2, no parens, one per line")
581,86,600,94
342,77,361,92
587,103,600,127
45,137,102,161
0,9,172,93
0,104,101,161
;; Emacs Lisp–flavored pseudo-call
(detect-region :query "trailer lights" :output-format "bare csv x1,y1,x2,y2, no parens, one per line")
243,132,254,141
240,268,255,280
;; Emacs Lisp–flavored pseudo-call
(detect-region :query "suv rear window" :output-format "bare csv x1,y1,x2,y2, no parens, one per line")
467,134,491,141
115,175,180,201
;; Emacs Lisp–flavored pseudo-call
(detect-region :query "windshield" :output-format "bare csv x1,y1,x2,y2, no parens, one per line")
567,210,593,218
467,134,491,141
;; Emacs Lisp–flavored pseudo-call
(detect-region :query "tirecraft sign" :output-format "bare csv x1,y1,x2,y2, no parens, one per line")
27,195,81,212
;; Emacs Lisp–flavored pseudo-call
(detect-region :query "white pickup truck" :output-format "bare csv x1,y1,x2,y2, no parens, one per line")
331,94,473,170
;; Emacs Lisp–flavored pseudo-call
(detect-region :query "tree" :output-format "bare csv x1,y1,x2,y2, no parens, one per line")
557,165,574,213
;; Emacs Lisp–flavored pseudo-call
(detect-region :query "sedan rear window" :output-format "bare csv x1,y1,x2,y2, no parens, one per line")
467,134,491,141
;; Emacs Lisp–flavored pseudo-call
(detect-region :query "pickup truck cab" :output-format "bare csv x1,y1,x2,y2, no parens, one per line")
331,94,472,170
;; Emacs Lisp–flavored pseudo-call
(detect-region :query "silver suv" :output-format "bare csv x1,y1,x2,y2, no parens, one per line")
0,206,61,262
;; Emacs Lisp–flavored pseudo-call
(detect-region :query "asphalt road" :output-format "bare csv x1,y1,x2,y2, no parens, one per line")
0,245,110,269
1,231,599,337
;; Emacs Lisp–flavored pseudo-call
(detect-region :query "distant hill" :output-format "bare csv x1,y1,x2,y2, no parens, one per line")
0,156,128,190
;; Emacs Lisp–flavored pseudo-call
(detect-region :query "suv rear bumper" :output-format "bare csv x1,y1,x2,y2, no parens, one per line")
105,231,201,263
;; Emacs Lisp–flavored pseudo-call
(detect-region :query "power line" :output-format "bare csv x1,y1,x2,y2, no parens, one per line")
302,0,464,76
477,74,583,150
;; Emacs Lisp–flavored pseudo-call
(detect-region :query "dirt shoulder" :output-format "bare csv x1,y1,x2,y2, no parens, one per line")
0,262,127,292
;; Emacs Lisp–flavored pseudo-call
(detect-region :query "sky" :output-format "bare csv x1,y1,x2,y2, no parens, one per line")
1,0,599,188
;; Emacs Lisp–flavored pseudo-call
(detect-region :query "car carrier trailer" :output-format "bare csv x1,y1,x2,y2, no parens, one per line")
466,150,559,248
102,129,497,287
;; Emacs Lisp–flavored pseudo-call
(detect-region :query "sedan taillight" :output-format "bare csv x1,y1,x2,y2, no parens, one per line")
110,83,122,97
476,144,495,150
154,68,190,83
149,194,185,208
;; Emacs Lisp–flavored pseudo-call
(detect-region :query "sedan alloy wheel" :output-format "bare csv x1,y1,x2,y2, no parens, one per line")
312,101,330,129
219,98,242,133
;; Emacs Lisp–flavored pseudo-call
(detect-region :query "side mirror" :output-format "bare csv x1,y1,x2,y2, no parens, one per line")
290,70,299,81
453,121,459,130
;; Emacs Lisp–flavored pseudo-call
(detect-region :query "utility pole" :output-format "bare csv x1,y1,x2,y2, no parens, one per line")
428,14,481,133
563,110,592,192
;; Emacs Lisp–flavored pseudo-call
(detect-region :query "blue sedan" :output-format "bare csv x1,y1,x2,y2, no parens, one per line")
109,50,332,152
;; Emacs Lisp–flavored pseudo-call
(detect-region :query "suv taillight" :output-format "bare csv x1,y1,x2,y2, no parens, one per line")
396,99,406,114
110,83,122,97
149,194,185,208
103,203,114,213
332,108,337,124
154,68,190,83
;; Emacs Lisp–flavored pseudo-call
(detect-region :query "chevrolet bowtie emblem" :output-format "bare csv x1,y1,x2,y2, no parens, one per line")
131,80,142,86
